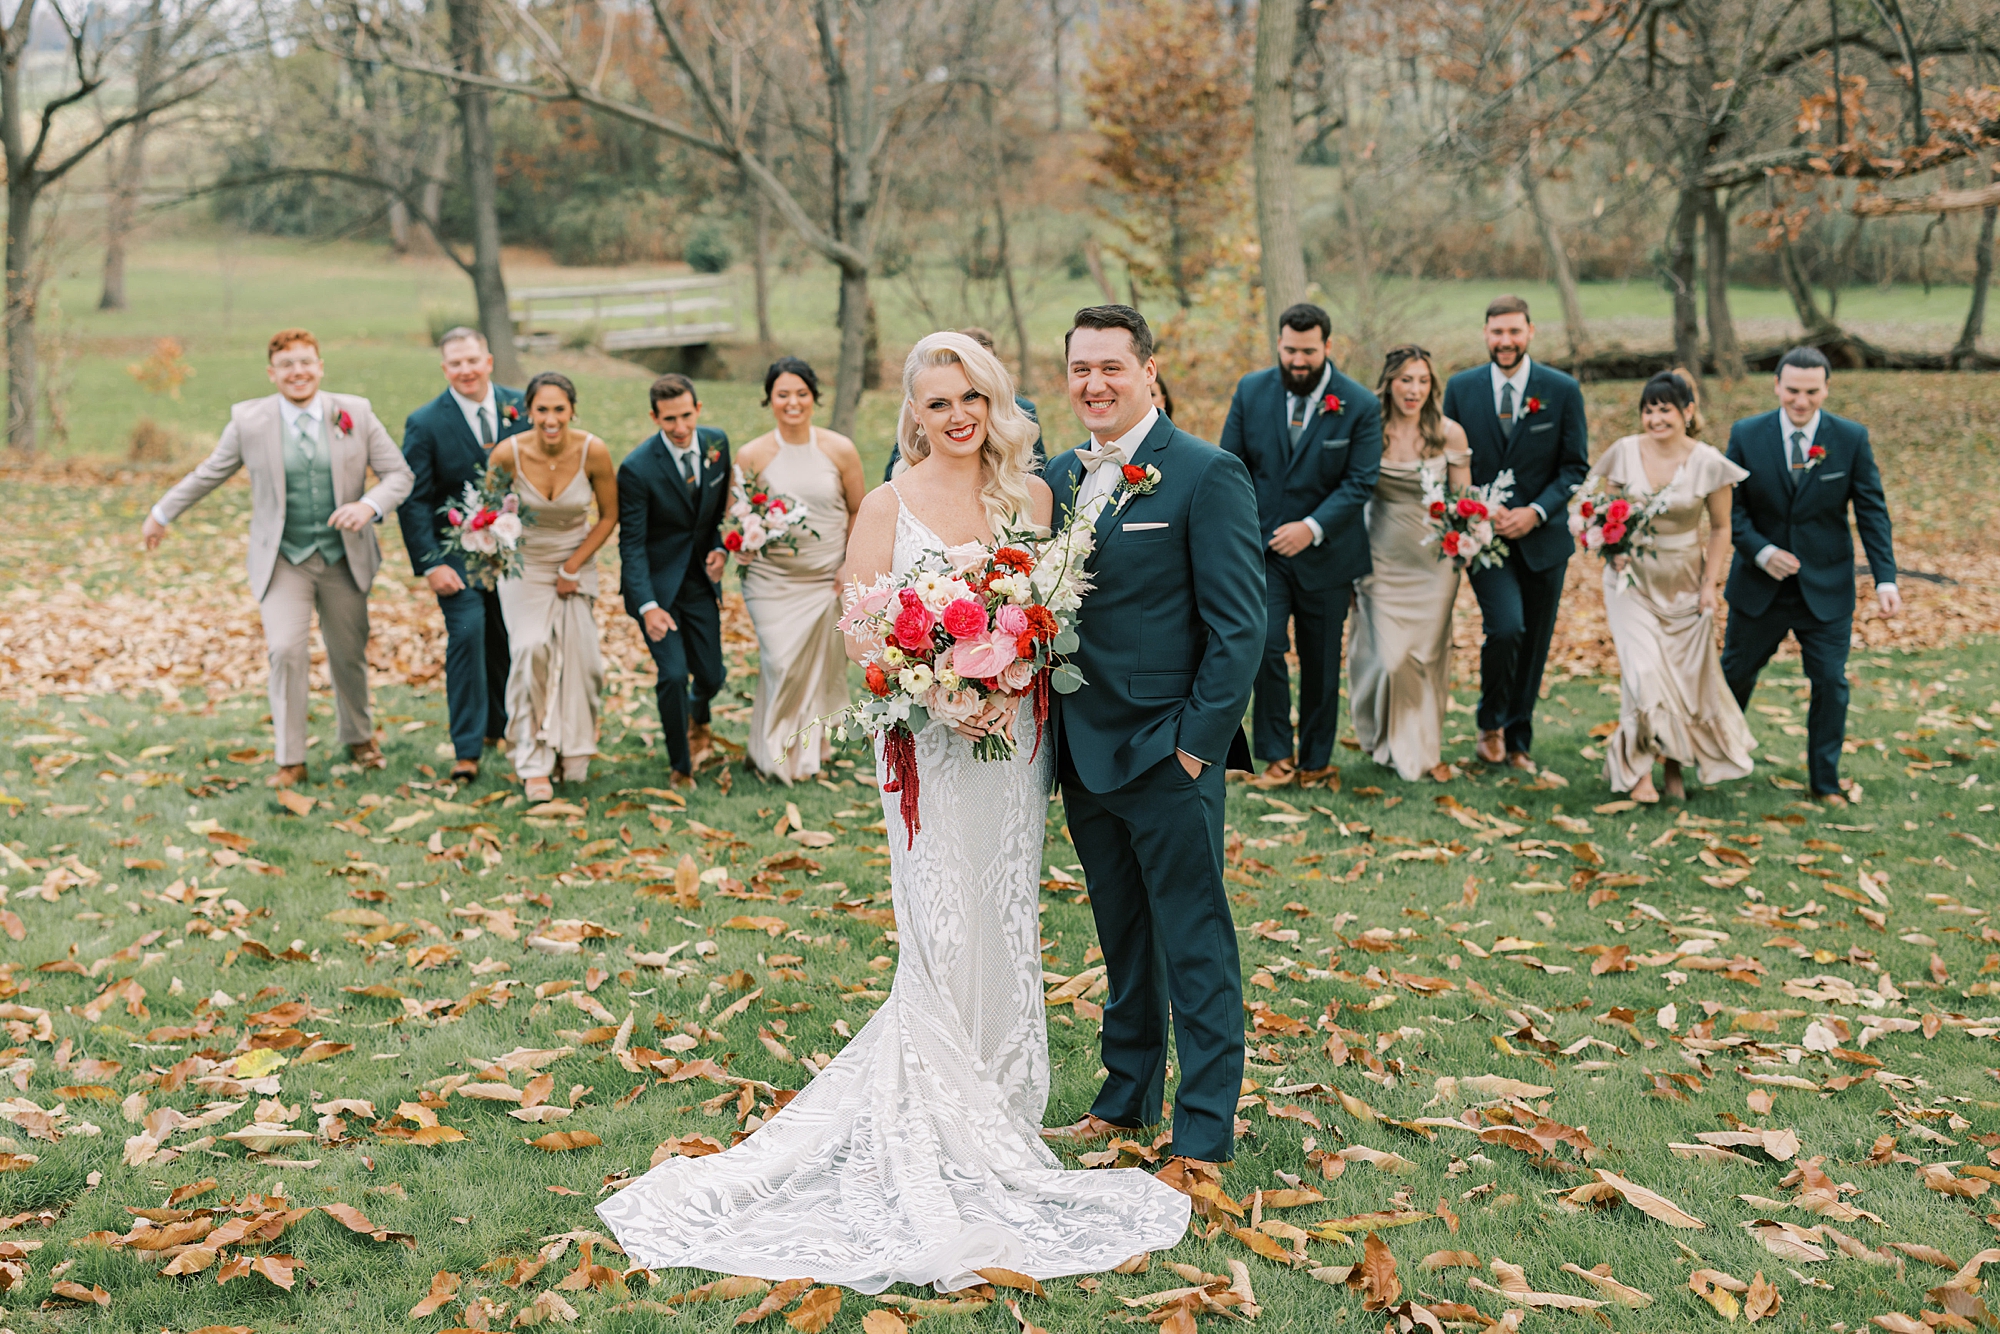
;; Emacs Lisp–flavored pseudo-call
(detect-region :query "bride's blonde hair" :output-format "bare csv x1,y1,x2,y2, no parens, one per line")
895,331,1037,528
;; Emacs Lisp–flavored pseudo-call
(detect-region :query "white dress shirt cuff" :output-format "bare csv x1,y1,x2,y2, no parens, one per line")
362,498,384,522
1876,583,1896,595
1754,545,1780,574
1303,517,1324,546
1528,503,1546,523
149,505,170,527
639,601,660,616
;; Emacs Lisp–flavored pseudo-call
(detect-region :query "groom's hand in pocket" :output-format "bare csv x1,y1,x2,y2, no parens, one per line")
643,608,677,641
1177,749,1205,779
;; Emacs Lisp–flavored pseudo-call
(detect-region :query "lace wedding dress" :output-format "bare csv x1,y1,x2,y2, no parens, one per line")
598,490,1190,1293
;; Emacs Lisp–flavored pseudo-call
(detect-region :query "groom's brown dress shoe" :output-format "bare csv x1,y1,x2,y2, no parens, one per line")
1506,751,1536,772
1040,1114,1130,1144
1257,759,1295,786
1476,730,1507,764
268,764,307,789
350,740,387,771
450,759,480,782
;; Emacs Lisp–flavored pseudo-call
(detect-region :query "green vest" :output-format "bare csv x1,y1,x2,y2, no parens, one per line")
279,410,346,566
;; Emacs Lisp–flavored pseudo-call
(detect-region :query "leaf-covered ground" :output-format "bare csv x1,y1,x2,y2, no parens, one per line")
0,372,1997,1333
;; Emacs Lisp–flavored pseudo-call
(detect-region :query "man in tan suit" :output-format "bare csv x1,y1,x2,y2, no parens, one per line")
141,328,413,788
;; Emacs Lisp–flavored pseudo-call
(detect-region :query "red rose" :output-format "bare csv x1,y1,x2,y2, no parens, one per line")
722,531,744,551
471,509,496,529
940,598,988,640
864,662,891,697
1121,463,1146,485
1808,444,1826,460
751,493,768,506
1579,500,1594,519
505,404,519,422
1429,501,1447,518
769,499,786,514
1602,522,1627,545
892,591,935,651
335,409,354,433
1441,531,1461,556
1606,499,1630,523
1524,397,1543,415
1323,393,1342,415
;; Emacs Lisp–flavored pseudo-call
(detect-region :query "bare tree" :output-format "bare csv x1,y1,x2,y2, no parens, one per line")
445,0,521,383
99,0,169,310
1251,0,1308,348
2,0,229,451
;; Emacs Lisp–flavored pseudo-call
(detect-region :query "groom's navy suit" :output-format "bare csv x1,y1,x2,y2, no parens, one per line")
619,426,731,776
399,386,531,762
1721,408,1895,795
1440,359,1588,756
1219,363,1381,770
1047,411,1264,1163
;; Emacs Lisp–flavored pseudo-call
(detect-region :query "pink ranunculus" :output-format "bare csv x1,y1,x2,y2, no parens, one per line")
941,598,988,640
951,629,1019,680
997,658,1037,693
893,592,936,651
994,603,1029,637
1606,499,1631,523
1602,522,1627,546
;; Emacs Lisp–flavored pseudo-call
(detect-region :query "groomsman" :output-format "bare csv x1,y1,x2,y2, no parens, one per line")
1722,347,1899,802
618,374,731,789
397,327,532,781
883,327,1043,480
1219,303,1381,783
141,329,412,788
1441,295,1588,770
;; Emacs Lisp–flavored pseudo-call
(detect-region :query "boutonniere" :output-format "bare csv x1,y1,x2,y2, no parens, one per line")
1322,392,1343,416
705,446,722,467
332,408,354,435
1118,462,1162,497
1802,443,1826,471
503,403,520,424
1522,396,1544,417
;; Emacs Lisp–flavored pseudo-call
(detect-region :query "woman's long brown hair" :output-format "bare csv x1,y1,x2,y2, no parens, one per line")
1375,345,1447,458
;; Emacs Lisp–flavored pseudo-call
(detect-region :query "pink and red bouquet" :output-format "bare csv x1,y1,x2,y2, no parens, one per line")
832,511,1095,845
437,477,530,588
1568,477,1671,589
1420,467,1514,571
722,467,815,556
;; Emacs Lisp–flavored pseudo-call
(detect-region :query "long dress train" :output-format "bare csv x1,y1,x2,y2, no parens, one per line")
1593,435,1757,792
597,491,1189,1293
740,430,851,782
498,438,603,780
1350,452,1466,781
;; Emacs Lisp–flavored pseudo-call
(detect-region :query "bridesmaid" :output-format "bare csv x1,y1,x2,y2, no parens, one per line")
1592,369,1755,803
1349,345,1471,783
733,357,866,783
490,372,619,801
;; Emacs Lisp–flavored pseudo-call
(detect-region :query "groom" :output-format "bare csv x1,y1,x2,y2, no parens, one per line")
1042,305,1264,1187
1440,295,1588,770
1722,346,1899,802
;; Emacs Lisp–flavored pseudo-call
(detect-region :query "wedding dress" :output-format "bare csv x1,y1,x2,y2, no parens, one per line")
597,489,1189,1293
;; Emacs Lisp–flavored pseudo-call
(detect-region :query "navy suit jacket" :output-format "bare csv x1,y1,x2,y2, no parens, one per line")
1723,409,1896,621
1440,361,1589,572
1046,414,1265,793
398,386,531,576
1218,364,1381,590
618,426,731,620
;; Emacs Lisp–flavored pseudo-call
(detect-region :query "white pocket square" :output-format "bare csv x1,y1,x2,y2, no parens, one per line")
1122,521,1169,531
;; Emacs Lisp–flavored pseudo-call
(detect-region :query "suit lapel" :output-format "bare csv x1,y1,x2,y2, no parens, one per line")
657,434,699,521
1768,414,1798,518
1502,365,1542,456
1469,368,1505,465
1088,414,1174,567
1287,381,1341,482
257,396,287,487
327,395,359,502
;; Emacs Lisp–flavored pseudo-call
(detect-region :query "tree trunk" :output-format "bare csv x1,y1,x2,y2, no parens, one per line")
1952,203,1996,368
832,263,870,435
6,178,39,454
1701,188,1745,380
98,128,147,310
752,185,772,348
447,0,520,383
387,196,412,254
1521,159,1592,361
419,132,447,233
1778,232,1839,340
1252,0,1308,352
1666,185,1703,375
1047,0,1066,132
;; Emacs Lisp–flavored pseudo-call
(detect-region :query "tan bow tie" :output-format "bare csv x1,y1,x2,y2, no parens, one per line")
1078,442,1127,473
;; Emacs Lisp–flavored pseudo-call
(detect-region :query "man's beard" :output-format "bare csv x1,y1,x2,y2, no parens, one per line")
1281,363,1324,396
1488,346,1524,370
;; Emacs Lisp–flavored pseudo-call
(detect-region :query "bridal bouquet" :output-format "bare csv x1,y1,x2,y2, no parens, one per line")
437,478,531,587
722,468,815,556
1421,468,1514,571
832,511,1095,845
1569,478,1672,589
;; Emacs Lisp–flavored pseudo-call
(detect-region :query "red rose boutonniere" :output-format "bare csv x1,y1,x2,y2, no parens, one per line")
1522,396,1544,417
503,403,520,424
333,409,354,435
1322,392,1343,416
1118,462,1162,497
705,446,722,467
1803,443,1826,471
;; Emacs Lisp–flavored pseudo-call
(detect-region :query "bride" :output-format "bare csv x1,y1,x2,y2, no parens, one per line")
597,332,1189,1292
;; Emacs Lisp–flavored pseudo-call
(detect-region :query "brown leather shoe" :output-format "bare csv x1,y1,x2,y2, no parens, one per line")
687,723,714,754
1040,1114,1130,1144
350,740,387,770
1258,759,1295,785
450,759,480,782
1476,730,1507,764
1428,763,1456,783
1296,765,1337,786
669,770,696,792
1506,751,1537,772
268,764,307,789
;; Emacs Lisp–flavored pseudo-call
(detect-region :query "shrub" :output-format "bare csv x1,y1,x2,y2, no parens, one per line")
684,221,734,274
546,191,678,267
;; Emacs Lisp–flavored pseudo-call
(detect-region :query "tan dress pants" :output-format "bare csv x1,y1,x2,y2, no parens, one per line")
261,551,373,765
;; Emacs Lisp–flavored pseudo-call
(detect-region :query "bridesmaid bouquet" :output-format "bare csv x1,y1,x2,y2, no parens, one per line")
722,468,815,556
1569,478,1672,589
437,479,530,588
1421,468,1514,571
830,511,1096,846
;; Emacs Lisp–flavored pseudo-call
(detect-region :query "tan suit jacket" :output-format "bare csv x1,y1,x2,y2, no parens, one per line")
155,392,414,601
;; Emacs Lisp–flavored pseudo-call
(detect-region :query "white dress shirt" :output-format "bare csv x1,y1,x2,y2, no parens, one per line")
450,385,500,447
151,393,380,527
1490,358,1546,521
1284,363,1333,546
1076,405,1160,518
638,432,706,617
